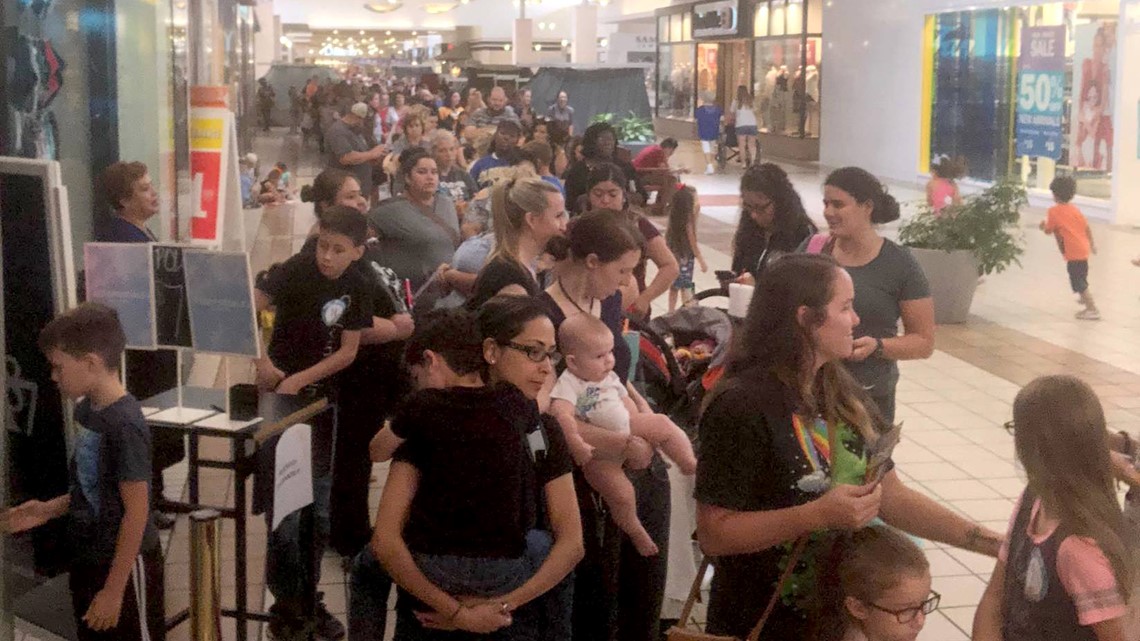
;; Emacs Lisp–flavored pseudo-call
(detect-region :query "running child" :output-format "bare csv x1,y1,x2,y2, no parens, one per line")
973,375,1133,641
549,313,697,556
1040,176,1099,320
665,185,708,311
695,93,723,175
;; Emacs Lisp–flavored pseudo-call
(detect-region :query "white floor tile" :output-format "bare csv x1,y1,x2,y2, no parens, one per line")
897,461,974,482
939,605,978,636
917,611,969,641
931,575,989,608
945,548,1001,575
950,499,1016,522
925,549,973,578
923,479,1002,501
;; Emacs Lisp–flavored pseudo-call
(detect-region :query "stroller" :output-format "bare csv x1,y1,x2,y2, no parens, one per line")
628,306,733,442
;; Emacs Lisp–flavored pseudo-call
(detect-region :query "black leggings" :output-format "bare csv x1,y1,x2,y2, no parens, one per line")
572,456,670,641
330,395,391,557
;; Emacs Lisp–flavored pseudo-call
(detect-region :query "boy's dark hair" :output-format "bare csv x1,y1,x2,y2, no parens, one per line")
38,302,126,371
1050,176,1077,203
404,308,485,376
318,205,368,246
661,138,679,150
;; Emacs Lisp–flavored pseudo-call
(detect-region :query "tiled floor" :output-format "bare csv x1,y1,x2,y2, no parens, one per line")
20,134,1140,641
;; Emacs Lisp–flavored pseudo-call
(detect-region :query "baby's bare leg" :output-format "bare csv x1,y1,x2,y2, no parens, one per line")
629,413,697,474
583,460,659,556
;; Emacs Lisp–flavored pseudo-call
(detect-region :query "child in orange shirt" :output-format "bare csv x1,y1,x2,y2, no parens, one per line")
1040,176,1099,320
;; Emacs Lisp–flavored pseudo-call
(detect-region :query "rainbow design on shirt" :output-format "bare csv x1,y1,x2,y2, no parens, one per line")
793,415,831,472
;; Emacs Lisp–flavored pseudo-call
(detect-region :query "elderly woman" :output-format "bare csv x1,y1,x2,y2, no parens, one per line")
430,129,478,207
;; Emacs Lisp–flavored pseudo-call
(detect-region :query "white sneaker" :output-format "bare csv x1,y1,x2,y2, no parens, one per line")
705,164,714,175
1075,309,1101,320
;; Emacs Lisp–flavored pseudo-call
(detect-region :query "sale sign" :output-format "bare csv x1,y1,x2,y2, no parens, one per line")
1015,26,1065,160
189,109,227,242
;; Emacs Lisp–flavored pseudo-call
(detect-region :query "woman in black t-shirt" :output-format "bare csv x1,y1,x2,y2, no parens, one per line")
695,254,1003,640
730,163,816,284
467,172,567,309
537,211,672,641
372,297,581,640
563,122,647,215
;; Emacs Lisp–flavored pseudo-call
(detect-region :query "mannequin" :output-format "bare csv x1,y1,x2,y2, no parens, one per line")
771,66,790,134
762,65,778,132
805,65,820,137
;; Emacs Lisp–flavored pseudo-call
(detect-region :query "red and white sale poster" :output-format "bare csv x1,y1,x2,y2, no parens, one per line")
189,108,228,243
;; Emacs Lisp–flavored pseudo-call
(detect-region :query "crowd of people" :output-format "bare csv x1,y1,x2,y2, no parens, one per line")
3,70,1140,641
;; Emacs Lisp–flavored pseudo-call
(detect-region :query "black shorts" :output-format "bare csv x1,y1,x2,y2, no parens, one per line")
1067,260,1089,294
70,546,165,641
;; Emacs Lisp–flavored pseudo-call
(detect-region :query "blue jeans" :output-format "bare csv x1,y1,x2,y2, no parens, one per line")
266,473,332,615
349,546,393,641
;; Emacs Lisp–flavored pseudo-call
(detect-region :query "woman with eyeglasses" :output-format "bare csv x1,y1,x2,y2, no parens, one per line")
370,299,583,640
538,210,673,641
696,253,1002,640
731,163,816,286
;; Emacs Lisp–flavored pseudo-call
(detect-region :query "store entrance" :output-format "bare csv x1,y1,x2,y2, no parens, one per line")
697,40,752,110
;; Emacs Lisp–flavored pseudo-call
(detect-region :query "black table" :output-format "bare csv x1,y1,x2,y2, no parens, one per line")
144,386,330,641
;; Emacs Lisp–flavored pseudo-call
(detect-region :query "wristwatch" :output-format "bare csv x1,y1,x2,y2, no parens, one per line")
871,337,885,360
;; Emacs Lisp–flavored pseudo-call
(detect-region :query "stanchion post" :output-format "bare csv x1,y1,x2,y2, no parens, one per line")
190,509,223,641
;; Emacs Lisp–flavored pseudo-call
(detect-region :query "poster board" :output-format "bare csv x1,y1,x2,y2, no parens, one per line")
0,157,75,576
151,243,194,348
182,250,260,357
83,243,157,350
189,98,244,250
1015,26,1065,160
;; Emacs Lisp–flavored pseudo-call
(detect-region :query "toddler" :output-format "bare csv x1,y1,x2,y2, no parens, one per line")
550,314,697,556
666,185,708,311
925,155,964,216
1040,176,1099,320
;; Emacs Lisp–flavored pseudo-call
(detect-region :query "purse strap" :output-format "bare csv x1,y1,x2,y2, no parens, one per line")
676,556,711,629
745,535,809,641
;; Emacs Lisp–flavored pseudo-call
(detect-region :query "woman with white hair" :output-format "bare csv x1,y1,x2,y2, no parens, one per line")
431,128,478,206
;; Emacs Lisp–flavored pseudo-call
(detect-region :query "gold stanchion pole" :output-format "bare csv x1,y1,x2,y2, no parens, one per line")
189,509,223,641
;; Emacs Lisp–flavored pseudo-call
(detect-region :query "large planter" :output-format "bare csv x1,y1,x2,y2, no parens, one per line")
908,247,980,325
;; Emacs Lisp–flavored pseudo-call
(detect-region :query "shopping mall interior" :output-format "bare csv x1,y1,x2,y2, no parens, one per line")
3,0,1140,640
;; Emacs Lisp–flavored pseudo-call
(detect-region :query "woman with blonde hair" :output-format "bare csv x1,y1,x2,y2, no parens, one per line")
467,171,567,308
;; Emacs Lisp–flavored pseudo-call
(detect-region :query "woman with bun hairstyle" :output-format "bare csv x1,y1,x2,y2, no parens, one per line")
300,167,369,237
805,167,935,425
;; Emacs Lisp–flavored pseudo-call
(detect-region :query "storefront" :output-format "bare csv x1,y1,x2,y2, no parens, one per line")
822,0,1140,224
654,0,823,160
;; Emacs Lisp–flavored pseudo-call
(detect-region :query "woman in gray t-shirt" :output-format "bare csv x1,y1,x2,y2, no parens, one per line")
368,148,460,291
807,167,934,425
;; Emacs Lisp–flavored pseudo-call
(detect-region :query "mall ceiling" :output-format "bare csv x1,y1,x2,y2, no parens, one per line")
275,0,595,31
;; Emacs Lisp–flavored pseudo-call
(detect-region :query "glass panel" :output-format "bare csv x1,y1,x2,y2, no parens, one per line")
697,43,719,107
671,13,684,43
754,37,818,137
786,0,803,35
771,0,786,36
807,0,822,32
929,9,1016,182
754,2,769,38
682,11,692,41
658,44,695,119
659,15,669,42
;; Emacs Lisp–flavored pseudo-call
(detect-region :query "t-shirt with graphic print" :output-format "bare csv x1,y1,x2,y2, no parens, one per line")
68,394,159,564
549,369,630,435
259,251,374,387
695,379,885,639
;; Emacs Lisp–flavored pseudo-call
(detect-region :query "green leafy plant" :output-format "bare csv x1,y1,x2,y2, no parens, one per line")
590,111,655,143
898,178,1028,276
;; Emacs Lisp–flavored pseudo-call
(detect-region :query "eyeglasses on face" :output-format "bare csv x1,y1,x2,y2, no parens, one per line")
501,341,562,365
741,199,773,214
869,591,940,624
1003,420,1015,434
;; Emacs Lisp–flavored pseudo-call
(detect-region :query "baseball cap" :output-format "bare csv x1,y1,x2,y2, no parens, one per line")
350,102,369,118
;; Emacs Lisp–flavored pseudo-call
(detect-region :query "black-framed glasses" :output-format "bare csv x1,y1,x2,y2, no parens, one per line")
1003,420,1015,434
741,199,773,215
869,591,940,624
502,341,562,365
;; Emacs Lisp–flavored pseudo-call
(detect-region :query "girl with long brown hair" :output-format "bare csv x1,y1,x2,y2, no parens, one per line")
973,375,1134,641
696,253,1003,640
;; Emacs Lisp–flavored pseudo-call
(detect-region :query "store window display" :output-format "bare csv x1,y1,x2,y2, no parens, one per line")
750,0,822,139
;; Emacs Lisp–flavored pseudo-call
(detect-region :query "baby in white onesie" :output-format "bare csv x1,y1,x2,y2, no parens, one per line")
550,314,697,556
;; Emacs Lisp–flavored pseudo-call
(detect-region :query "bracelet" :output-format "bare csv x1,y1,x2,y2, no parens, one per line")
448,602,463,622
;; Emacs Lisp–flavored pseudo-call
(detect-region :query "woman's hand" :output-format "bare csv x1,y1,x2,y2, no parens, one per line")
813,482,882,530
623,436,653,471
848,336,878,362
274,375,304,396
629,295,652,317
732,272,755,286
2,500,55,533
424,603,512,633
1110,451,1140,487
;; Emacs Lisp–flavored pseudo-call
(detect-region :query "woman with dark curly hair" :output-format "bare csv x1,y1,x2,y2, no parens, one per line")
731,163,817,285
563,121,647,215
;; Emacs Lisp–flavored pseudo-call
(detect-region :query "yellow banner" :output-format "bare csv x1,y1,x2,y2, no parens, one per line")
190,117,225,150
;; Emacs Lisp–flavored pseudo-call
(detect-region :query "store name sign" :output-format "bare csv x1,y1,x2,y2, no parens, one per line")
1015,26,1064,160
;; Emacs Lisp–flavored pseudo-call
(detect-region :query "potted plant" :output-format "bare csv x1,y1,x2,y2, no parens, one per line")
897,178,1027,324
590,111,655,156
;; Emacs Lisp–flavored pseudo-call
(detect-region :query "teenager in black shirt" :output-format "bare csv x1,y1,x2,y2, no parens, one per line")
255,205,374,640
695,254,1003,639
371,297,582,639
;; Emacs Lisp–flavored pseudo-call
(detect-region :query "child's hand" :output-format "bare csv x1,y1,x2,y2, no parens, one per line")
2,500,54,533
569,439,596,466
1038,220,1046,231
83,586,125,631
698,257,708,273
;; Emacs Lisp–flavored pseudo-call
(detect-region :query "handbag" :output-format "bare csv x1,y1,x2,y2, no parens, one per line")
666,537,809,641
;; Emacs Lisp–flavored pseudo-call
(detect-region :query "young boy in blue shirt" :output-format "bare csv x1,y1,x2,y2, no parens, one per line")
4,303,163,641
695,93,724,175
